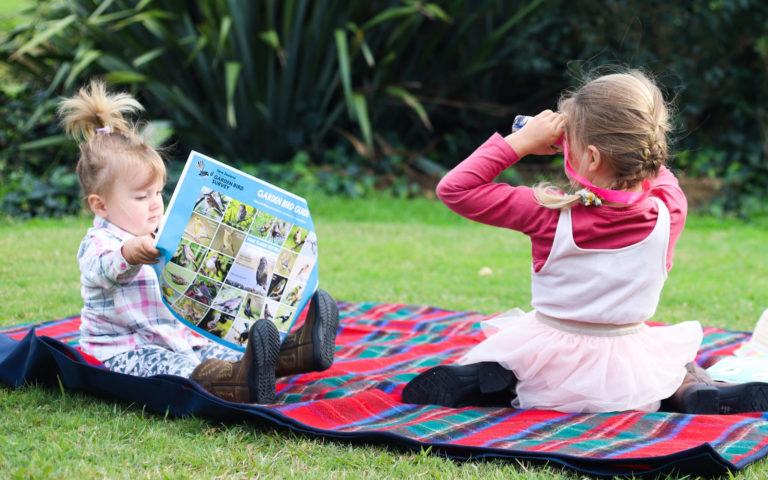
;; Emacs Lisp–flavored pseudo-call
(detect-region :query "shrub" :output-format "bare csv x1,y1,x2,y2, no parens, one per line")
2,0,768,216
0,82,81,217
0,1,555,159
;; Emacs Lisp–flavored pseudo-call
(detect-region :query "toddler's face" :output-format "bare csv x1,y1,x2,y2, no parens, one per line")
103,169,165,236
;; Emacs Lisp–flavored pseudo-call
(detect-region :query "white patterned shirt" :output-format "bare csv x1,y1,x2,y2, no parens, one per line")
77,216,207,362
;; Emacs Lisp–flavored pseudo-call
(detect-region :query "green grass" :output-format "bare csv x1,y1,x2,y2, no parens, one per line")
2,195,768,479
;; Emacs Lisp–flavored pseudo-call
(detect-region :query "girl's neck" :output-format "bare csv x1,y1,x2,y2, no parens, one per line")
567,166,649,206
598,181,648,206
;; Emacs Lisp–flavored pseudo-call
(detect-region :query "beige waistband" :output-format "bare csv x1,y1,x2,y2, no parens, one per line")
535,312,645,337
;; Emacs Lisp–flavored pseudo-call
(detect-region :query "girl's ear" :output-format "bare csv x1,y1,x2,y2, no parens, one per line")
585,145,602,173
88,194,108,218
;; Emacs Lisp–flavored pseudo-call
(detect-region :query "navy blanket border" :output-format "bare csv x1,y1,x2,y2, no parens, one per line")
0,326,749,478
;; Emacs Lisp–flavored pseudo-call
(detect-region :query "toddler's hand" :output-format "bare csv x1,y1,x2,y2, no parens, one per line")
122,235,160,265
504,110,565,157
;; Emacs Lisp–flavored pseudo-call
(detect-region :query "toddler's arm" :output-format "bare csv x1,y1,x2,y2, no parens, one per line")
122,235,160,266
78,232,157,289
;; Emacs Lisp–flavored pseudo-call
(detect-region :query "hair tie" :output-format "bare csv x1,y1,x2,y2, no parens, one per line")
576,189,602,207
95,125,112,135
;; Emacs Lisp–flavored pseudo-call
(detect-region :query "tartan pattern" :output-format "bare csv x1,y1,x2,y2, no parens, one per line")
2,316,83,345
3,302,768,474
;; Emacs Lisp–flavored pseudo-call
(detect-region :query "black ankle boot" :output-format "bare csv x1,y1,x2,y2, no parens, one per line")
716,383,768,414
402,362,516,407
661,362,768,414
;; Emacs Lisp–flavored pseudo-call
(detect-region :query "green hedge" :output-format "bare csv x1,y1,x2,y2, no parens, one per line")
2,0,767,217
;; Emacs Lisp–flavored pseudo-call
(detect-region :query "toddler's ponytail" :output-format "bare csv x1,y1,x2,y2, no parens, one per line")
58,80,143,142
58,80,165,206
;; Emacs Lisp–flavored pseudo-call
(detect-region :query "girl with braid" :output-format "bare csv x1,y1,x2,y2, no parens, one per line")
403,70,768,414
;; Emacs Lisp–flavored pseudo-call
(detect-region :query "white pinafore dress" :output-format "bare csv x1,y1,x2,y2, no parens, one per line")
459,198,703,412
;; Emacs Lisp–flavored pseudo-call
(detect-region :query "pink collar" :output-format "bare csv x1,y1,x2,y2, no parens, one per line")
563,140,649,205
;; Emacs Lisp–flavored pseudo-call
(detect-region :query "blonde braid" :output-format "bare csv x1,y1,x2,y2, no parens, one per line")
535,69,672,208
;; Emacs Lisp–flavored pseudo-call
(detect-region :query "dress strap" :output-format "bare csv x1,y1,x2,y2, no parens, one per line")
535,312,645,337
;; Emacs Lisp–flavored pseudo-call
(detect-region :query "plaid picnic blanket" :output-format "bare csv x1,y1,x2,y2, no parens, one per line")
2,301,767,478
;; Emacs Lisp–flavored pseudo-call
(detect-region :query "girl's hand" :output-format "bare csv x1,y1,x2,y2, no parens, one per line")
504,110,565,157
122,235,160,265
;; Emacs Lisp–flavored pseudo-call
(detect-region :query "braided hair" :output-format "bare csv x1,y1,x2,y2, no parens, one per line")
535,69,672,209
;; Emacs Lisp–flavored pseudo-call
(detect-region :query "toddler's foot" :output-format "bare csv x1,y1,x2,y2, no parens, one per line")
275,289,339,377
190,318,280,403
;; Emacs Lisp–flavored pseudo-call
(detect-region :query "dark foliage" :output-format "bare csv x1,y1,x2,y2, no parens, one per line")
1,0,767,217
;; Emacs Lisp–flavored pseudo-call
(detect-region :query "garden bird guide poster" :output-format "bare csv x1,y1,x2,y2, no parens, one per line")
153,151,319,351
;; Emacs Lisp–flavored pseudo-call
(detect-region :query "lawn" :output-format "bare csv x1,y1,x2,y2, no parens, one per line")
1,195,768,479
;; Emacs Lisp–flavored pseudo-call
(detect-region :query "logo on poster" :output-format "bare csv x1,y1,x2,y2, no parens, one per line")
210,168,244,191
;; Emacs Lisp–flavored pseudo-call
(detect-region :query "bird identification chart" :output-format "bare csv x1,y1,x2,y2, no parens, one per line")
153,151,318,351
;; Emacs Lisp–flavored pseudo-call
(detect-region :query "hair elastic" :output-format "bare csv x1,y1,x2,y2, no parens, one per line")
575,189,602,207
95,125,112,135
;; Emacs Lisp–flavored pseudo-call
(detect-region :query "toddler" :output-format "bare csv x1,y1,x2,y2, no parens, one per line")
61,80,338,403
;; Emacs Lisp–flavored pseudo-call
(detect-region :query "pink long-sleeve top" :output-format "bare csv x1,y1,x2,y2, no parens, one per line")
436,133,688,272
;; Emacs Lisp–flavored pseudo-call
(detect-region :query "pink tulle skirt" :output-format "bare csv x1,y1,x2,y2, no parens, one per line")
459,309,703,413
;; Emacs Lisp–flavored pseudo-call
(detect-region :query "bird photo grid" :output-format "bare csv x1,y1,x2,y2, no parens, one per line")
152,151,319,351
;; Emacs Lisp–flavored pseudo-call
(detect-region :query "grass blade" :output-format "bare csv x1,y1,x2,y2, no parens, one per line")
352,92,373,155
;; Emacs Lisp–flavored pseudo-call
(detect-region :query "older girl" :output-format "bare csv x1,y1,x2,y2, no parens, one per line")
404,70,768,414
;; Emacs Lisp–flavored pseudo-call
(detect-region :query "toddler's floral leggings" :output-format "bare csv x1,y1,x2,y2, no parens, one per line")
102,343,242,378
